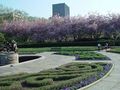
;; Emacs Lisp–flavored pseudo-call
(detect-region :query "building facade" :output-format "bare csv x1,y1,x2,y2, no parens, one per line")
52,3,70,17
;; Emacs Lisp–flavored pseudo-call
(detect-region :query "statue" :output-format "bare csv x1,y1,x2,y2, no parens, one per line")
11,40,18,53
2,40,18,53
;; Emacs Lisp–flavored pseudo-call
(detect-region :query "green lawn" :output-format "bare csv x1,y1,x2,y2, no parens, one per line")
18,48,51,54
18,46,97,54
108,47,120,53
18,47,108,60
0,62,112,90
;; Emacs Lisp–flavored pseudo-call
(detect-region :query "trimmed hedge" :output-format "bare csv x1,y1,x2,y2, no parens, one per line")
0,63,112,90
24,77,53,87
0,81,13,86
55,51,109,60
18,40,120,48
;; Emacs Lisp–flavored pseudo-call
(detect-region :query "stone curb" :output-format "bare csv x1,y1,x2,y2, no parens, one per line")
78,63,114,90
0,55,45,68
13,55,45,66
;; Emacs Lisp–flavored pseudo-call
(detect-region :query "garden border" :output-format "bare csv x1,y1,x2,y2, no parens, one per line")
78,63,114,90
54,52,111,60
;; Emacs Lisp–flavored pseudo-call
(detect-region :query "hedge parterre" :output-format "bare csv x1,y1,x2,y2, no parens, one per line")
55,51,110,60
0,62,112,90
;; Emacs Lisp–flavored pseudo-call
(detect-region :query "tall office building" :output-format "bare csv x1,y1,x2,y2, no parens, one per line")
52,3,70,17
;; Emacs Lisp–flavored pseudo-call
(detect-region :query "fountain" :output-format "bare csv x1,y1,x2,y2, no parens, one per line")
0,52,19,66
0,40,19,66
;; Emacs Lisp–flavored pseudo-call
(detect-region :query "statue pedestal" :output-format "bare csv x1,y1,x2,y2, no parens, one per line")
0,52,19,66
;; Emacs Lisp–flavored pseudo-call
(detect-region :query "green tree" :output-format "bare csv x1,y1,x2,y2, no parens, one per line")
0,32,5,44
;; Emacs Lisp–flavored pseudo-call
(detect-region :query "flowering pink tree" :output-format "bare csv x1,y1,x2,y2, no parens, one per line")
2,14,120,43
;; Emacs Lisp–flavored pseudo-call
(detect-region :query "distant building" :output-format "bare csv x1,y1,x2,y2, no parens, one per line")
52,3,70,17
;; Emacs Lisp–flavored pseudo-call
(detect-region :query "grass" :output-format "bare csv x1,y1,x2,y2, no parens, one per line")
18,48,51,54
108,46,120,53
0,62,112,90
18,46,97,54
18,46,109,60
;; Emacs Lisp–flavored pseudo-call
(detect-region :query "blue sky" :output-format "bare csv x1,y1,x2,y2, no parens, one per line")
0,0,120,18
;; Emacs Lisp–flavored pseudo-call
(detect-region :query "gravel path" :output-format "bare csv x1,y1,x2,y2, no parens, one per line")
83,51,120,90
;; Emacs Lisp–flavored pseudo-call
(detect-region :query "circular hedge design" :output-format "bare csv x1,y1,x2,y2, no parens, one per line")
0,62,112,90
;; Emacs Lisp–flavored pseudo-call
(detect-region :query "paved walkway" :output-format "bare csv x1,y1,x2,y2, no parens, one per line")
0,52,111,76
83,51,120,90
0,51,118,90
0,52,74,76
